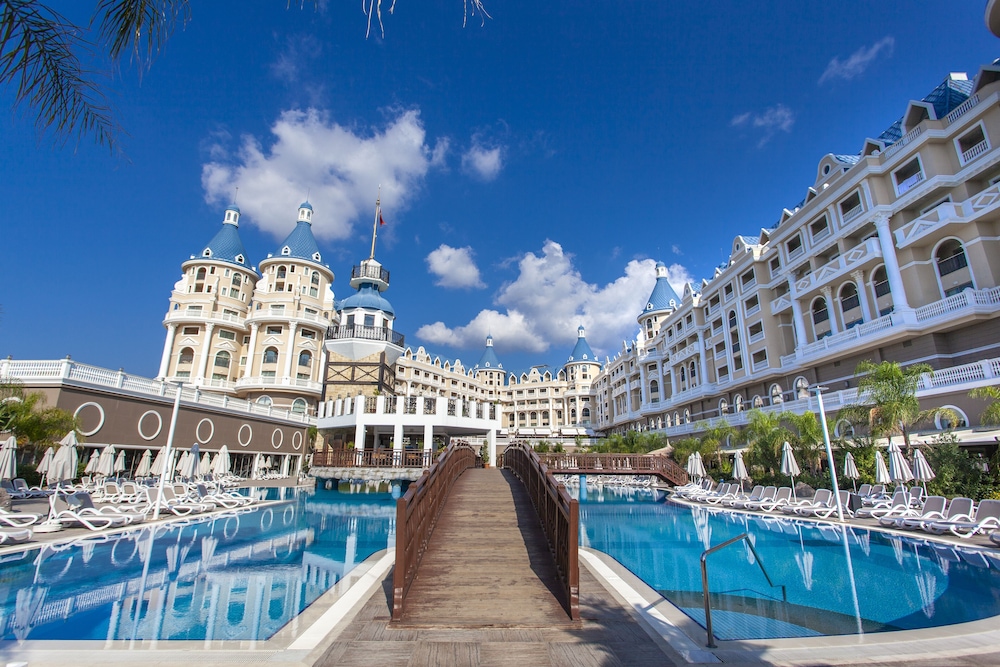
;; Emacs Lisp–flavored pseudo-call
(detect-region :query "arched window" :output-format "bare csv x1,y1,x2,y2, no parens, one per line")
298,351,312,367
679,366,686,382
752,395,763,408
178,347,194,365
214,351,231,369
839,283,862,328
834,419,855,438
719,398,729,414
794,376,809,400
196,268,206,281
291,398,308,415
811,297,830,325
871,266,893,316
770,383,783,404
673,411,680,425
649,379,659,401
734,394,745,412
231,273,242,288
935,239,974,297
935,406,969,430
257,395,273,407
581,407,590,420
689,361,697,384
311,272,320,286
683,408,691,423
728,310,738,329
277,266,287,279
263,347,279,364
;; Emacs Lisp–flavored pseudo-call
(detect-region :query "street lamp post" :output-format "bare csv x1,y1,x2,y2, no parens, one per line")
153,381,184,521
813,385,845,522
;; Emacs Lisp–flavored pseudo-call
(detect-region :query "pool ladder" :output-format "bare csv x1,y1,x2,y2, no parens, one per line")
700,533,786,648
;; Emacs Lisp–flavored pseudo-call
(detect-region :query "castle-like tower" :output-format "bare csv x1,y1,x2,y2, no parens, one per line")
471,335,505,402
159,202,336,416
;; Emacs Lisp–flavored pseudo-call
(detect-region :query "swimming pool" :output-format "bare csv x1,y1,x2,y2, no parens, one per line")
0,485,397,642
575,486,1000,640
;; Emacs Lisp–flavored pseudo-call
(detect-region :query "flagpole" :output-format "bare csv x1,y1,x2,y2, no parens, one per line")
370,186,380,260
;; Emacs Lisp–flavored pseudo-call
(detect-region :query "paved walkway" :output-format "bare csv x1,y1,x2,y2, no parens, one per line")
317,468,676,666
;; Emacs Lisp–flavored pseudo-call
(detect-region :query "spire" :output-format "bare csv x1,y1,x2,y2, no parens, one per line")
276,201,323,263
369,186,383,260
474,335,503,370
642,261,681,314
297,201,313,224
567,325,596,363
199,206,251,268
223,204,240,226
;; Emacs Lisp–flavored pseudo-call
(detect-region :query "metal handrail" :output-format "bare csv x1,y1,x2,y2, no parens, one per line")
700,533,785,648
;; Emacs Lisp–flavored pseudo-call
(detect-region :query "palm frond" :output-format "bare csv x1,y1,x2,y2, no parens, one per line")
94,0,190,70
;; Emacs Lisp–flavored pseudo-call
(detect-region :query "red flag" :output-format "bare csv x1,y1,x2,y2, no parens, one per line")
379,213,386,226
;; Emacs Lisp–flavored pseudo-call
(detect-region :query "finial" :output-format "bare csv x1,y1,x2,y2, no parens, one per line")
233,186,239,205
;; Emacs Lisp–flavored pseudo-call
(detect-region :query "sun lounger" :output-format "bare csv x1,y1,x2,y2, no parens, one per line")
855,483,872,499
879,496,947,529
721,485,763,508
904,497,974,533
0,507,43,528
859,484,886,505
782,489,833,515
855,490,909,519
0,527,32,544
730,485,774,509
747,487,793,512
927,499,1000,539
12,478,50,498
149,487,211,516
701,483,740,504
70,491,146,525
798,490,853,519
49,492,124,530
195,484,253,508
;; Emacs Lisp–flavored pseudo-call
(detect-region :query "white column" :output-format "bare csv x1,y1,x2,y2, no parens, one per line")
196,323,215,384
697,331,709,385
822,287,840,334
423,424,434,467
487,429,496,466
242,323,259,379
158,324,176,378
282,322,298,380
790,297,809,350
873,214,912,311
851,270,874,322
393,422,404,466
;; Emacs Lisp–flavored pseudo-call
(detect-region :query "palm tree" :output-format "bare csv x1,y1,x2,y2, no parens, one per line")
783,411,824,473
743,410,791,476
698,418,734,468
838,359,935,451
970,386,1000,426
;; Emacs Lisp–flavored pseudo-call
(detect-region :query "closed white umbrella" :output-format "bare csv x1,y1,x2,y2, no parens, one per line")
59,431,80,448
184,443,200,479
685,453,697,476
114,450,127,474
912,449,936,493
731,451,749,492
35,446,54,485
212,445,231,477
0,435,16,481
49,439,79,485
780,441,801,500
199,452,212,476
150,448,167,476
253,452,265,479
96,445,116,477
874,450,891,485
843,452,860,492
887,441,914,490
175,451,189,475
134,449,153,477
691,451,707,481
84,450,100,474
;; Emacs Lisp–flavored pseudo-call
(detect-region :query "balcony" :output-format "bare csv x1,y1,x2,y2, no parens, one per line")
770,293,791,313
235,375,322,393
352,263,390,284
164,309,246,328
326,324,405,347
895,170,925,196
792,237,881,295
961,140,990,165
840,203,864,224
895,182,1000,249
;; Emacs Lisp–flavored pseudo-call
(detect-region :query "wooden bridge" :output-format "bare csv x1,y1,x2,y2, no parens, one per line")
537,452,689,486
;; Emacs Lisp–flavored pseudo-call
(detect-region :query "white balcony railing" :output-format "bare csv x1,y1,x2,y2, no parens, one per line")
961,140,990,165
770,294,791,313
235,375,323,393
793,237,882,295
895,170,925,196
945,94,980,124
164,309,246,327
882,126,923,161
895,182,1000,249
840,203,864,224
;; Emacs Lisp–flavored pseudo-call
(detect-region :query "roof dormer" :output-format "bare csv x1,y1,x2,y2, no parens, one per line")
902,100,936,133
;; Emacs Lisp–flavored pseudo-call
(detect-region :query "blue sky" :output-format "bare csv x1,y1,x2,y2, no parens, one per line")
1,2,997,377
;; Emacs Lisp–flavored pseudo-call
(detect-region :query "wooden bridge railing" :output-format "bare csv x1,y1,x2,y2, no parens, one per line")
501,442,580,620
536,453,689,486
312,449,430,468
391,442,476,621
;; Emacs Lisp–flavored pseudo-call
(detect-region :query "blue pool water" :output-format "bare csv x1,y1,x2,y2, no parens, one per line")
0,484,398,642
574,486,1000,640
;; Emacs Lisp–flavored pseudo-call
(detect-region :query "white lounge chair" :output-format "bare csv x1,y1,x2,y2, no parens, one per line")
0,507,43,528
749,487,793,512
855,490,909,519
0,527,32,545
927,499,1000,539
49,493,124,530
782,489,833,515
880,496,947,529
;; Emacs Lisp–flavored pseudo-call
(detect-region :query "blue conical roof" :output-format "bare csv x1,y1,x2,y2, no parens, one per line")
567,326,596,363
642,262,680,314
276,221,322,263
338,283,395,316
473,335,503,370
199,207,251,268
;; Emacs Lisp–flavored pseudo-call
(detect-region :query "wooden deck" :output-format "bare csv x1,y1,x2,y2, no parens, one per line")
318,468,675,665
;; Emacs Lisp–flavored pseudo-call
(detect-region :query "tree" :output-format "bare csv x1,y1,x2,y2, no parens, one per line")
743,409,791,476
1,1,488,152
0,379,78,462
838,359,936,451
783,411,824,474
970,386,1000,426
697,418,733,468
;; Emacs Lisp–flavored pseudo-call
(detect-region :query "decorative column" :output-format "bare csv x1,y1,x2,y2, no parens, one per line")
790,297,809,351
873,214,912,311
423,424,434,467
242,323,259,379
158,324,176,378
393,422,404,466
851,270,874,322
822,287,840,334
282,322,299,381
196,322,215,384
697,331,709,386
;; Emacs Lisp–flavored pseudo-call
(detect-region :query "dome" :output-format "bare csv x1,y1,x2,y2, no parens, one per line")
339,283,395,316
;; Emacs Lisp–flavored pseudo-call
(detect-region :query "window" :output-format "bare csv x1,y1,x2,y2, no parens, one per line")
769,256,781,275
219,330,236,340
266,325,283,335
178,348,194,365
935,406,969,430
719,398,729,414
277,266,287,279
744,295,760,315
291,398,308,414
840,283,860,313
740,269,756,289
301,329,316,339
214,351,231,369
263,347,279,364
873,266,891,297
936,239,974,296
364,314,375,327
770,383,783,404
794,376,809,399
787,234,803,257
748,321,764,342
182,326,198,336
298,351,312,367
723,284,734,301
256,396,273,407
810,216,830,241
957,124,989,165
811,298,830,325
893,156,924,195
728,310,738,329
839,191,863,222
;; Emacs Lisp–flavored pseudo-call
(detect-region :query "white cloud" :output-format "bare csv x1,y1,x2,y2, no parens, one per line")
663,263,693,297
201,108,440,240
416,241,680,357
730,104,795,147
819,37,895,84
461,135,504,180
671,244,682,255
426,244,486,289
